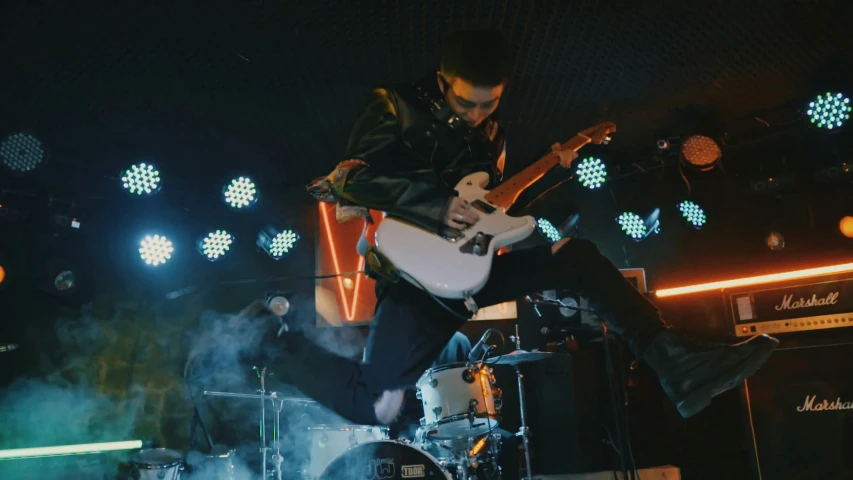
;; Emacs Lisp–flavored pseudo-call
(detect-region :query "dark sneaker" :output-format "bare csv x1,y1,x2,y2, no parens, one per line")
643,330,779,418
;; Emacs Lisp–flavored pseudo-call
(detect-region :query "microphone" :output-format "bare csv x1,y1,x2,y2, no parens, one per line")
468,330,494,363
525,295,542,317
0,343,18,353
526,293,597,314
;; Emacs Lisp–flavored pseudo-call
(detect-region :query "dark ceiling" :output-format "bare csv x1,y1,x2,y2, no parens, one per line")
1,0,852,290
2,0,852,183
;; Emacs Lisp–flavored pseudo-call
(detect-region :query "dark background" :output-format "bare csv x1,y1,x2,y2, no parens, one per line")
1,1,853,479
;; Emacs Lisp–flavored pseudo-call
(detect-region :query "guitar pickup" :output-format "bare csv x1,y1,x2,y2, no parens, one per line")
471,200,496,214
439,226,466,241
459,232,493,256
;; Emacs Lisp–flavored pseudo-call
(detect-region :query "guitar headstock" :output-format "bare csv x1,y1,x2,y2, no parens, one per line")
578,122,616,145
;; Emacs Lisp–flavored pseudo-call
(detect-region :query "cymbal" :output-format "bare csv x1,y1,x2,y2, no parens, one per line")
484,350,555,365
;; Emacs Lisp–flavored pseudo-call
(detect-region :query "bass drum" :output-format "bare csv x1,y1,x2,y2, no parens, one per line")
318,440,451,480
305,424,389,479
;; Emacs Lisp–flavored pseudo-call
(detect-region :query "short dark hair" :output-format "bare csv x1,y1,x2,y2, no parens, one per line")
439,28,510,87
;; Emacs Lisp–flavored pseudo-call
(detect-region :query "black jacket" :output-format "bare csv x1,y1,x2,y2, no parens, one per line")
336,75,507,233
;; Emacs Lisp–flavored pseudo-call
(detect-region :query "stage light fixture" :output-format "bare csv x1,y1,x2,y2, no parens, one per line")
257,226,299,260
536,218,562,242
575,157,607,189
765,231,785,251
223,176,258,209
139,234,174,266
536,213,581,243
197,230,233,261
53,270,76,291
559,213,581,238
840,216,853,238
265,293,291,317
0,249,10,289
680,135,721,171
677,200,707,229
618,212,646,239
121,162,162,196
0,132,46,175
807,92,850,130
617,208,660,242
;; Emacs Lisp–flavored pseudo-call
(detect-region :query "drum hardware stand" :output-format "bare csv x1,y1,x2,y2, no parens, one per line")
189,403,214,452
270,395,285,480
467,400,483,430
204,372,317,480
488,432,503,480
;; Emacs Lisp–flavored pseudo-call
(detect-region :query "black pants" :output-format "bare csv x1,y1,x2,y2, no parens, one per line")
276,239,665,425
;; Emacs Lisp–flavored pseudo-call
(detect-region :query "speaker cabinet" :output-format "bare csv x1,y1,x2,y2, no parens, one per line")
742,340,853,479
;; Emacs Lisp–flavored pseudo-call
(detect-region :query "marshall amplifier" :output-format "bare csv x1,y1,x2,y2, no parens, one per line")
741,341,853,479
725,274,853,337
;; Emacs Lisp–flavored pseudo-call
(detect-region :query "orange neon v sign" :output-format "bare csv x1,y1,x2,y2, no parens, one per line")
318,202,378,322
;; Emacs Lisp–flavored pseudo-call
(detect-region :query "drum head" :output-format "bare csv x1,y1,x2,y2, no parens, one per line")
318,440,450,480
129,448,183,468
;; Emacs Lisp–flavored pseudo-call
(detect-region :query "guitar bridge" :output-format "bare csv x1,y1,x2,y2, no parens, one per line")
459,232,493,256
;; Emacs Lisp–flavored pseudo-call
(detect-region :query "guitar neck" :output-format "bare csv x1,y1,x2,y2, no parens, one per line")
484,134,592,210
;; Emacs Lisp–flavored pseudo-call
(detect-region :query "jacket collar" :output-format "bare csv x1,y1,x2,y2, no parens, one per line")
412,74,497,141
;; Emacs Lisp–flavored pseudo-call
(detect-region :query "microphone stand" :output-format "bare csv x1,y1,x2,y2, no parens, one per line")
523,294,634,479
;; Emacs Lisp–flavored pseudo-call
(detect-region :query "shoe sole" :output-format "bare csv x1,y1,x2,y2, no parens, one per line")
676,335,779,418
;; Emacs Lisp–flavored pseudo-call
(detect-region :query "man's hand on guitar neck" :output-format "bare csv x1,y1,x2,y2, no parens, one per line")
444,196,480,230
551,142,579,168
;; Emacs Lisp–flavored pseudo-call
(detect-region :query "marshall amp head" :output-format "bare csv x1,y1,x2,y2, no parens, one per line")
726,275,853,337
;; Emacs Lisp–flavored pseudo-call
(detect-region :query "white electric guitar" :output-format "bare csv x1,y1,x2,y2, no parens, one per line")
366,122,616,309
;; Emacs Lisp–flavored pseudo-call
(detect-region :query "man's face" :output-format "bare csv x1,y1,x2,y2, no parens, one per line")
439,74,504,128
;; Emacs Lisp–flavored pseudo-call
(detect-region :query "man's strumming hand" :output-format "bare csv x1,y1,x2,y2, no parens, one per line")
444,196,480,230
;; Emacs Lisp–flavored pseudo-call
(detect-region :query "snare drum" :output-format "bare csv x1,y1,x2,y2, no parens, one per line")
189,446,236,480
416,363,501,439
304,424,389,479
129,448,183,480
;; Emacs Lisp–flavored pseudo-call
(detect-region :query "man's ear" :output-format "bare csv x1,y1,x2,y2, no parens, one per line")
436,71,445,94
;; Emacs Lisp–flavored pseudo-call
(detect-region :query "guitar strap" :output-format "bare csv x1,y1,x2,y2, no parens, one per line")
413,84,493,175
414,84,474,139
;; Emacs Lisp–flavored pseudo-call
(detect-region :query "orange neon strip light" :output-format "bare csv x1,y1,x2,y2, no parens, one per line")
319,202,365,321
655,262,853,298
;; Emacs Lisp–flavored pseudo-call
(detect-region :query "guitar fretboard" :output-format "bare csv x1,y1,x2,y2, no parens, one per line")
484,134,591,210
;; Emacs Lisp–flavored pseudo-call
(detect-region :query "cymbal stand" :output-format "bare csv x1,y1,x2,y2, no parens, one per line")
254,366,269,478
513,363,534,480
509,324,521,351
508,323,534,479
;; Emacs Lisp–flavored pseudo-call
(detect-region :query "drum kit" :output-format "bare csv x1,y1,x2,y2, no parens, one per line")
125,328,559,480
